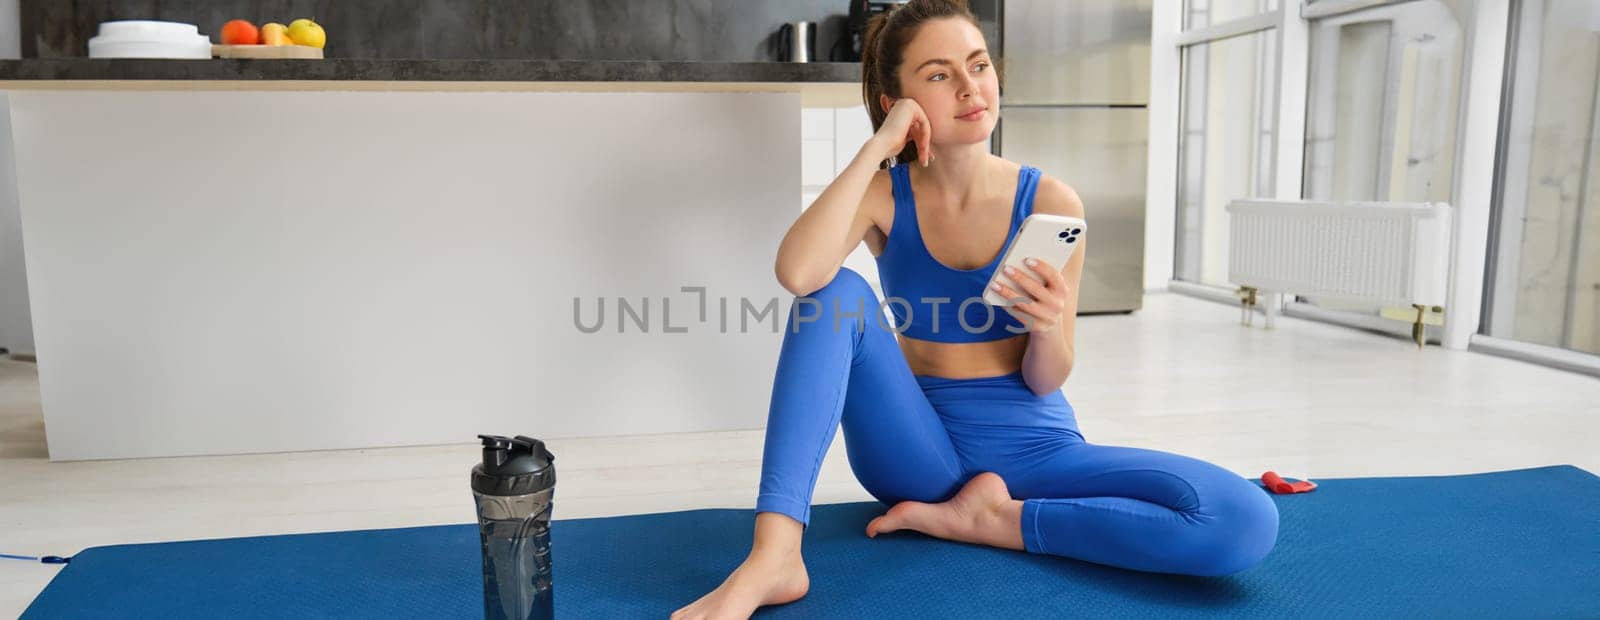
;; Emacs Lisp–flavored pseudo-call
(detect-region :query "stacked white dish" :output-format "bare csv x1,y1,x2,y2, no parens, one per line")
87,20,213,59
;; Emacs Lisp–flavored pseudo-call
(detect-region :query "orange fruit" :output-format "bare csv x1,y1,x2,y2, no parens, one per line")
260,23,291,46
219,19,259,45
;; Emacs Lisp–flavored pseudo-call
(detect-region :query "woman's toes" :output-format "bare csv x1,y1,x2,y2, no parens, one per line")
867,474,1025,550
866,502,910,537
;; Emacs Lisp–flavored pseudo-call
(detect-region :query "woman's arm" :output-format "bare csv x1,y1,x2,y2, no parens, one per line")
989,176,1087,396
774,100,931,297
773,145,889,297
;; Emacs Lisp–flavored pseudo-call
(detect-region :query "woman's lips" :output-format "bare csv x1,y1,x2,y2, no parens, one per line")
956,107,987,121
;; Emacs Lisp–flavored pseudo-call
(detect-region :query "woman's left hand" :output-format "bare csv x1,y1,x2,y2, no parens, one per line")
990,257,1069,333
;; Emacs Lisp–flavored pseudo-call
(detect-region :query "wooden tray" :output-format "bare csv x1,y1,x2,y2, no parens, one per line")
212,44,324,59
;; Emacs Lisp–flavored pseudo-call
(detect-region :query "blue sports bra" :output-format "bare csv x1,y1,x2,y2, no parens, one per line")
873,161,1042,343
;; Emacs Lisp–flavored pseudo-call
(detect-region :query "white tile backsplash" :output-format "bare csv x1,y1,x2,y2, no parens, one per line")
834,105,874,176
801,138,834,188
800,108,834,141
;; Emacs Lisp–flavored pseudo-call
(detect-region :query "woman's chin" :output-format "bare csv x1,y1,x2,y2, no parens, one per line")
929,123,997,150
950,129,996,147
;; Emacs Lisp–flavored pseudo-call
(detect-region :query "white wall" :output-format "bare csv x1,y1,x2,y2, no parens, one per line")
0,0,17,58
1144,0,1180,291
13,89,796,460
1443,0,1510,349
0,0,32,357
0,92,28,357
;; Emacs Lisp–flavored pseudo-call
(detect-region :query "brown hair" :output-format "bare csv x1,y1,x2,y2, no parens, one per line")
861,0,1000,168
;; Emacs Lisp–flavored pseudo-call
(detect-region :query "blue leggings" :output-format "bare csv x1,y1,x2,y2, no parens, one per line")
755,268,1279,577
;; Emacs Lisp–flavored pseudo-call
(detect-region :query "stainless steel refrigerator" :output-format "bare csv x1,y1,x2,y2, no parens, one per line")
998,0,1151,314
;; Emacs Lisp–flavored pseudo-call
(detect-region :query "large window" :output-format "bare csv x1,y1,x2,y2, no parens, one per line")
1305,0,1465,203
1486,0,1600,356
1304,0,1471,203
1299,0,1473,313
1175,24,1278,287
1185,0,1281,30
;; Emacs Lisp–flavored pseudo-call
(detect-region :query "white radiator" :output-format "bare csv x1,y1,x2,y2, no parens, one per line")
1225,199,1453,308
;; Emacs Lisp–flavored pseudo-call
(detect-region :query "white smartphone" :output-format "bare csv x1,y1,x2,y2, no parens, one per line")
983,214,1086,307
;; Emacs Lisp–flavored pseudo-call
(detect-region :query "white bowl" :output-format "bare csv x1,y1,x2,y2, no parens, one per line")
88,20,213,59
94,20,202,40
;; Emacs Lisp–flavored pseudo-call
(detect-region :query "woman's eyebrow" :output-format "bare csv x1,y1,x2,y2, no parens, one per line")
913,49,990,73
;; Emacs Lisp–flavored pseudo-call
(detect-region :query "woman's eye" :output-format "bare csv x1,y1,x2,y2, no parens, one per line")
973,62,989,72
929,73,947,82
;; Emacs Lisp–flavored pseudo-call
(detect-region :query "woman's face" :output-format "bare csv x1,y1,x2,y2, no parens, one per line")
891,17,1000,148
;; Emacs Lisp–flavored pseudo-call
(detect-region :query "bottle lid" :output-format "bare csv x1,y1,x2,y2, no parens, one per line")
472,434,556,496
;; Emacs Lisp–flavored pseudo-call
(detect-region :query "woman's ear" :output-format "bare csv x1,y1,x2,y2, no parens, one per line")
879,94,896,116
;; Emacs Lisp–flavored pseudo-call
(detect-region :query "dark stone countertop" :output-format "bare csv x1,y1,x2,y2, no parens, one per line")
0,58,862,84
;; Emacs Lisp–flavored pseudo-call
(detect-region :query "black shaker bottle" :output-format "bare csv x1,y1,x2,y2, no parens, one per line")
472,434,556,620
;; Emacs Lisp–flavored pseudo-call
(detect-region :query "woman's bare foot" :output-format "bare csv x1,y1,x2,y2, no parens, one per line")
865,471,1025,551
670,548,809,620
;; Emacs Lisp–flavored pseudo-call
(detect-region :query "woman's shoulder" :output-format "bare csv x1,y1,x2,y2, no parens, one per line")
1035,174,1084,217
988,155,1026,180
861,165,897,216
866,164,895,195
995,156,1083,217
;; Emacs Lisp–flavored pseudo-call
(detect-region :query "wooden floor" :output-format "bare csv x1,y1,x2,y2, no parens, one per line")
3,291,1597,615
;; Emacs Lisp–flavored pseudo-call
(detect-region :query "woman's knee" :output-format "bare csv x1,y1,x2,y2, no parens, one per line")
788,268,884,330
804,267,875,301
1187,481,1280,576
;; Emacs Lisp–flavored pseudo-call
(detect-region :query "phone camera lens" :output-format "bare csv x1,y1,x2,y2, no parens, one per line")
1057,231,1069,238
1071,228,1082,235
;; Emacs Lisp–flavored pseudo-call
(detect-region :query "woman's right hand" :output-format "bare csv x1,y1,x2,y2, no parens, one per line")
869,98,932,166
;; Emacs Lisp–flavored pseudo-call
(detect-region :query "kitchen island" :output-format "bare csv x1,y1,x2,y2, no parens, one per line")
0,59,861,460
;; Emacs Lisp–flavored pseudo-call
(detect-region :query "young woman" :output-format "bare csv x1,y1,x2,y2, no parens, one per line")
673,2,1278,618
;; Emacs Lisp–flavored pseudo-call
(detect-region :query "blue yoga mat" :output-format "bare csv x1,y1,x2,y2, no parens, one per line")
22,465,1600,618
